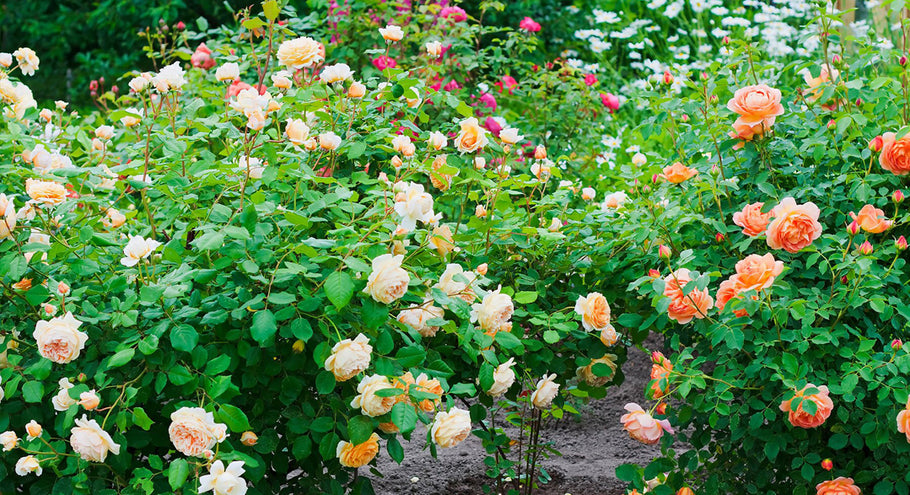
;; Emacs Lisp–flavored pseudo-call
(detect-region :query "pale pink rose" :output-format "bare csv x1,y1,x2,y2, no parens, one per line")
33,312,88,364
168,407,228,457
70,415,121,462
79,390,100,410
621,402,673,445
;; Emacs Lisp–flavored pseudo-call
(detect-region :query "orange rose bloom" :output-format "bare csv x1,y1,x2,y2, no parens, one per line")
803,66,837,103
733,253,784,292
661,162,698,184
896,398,910,442
454,117,489,153
765,197,823,253
715,278,747,317
663,269,714,324
726,84,784,127
649,352,673,399
816,477,861,495
779,384,833,429
336,432,380,468
677,489,695,495
879,131,910,175
732,202,772,237
849,204,891,233
414,374,443,413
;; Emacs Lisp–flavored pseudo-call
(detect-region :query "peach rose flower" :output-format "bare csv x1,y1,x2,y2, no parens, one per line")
434,263,477,303
324,333,372,381
33,312,88,364
765,197,823,253
431,407,471,448
102,208,126,229
599,323,619,346
715,278,747,317
660,162,698,184
25,420,42,441
470,286,514,334
896,397,910,442
15,455,42,476
621,402,674,445
649,352,673,399
487,358,516,397
397,300,445,337
70,415,121,462
530,373,560,409
430,224,455,256
803,66,838,103
576,353,618,387
879,131,910,175
413,373,443,413
850,204,892,233
285,118,310,146
25,178,66,205
168,407,228,457
574,292,611,331
454,117,489,153
779,384,833,428
276,37,323,69
364,254,409,304
0,194,16,240
733,253,784,292
732,202,772,237
350,374,397,417
663,269,714,324
816,477,861,495
337,433,380,468
726,84,784,127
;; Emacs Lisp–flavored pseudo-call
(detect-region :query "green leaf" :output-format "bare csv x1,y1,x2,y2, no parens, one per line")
218,404,252,432
347,415,373,444
514,291,538,303
168,459,190,490
324,272,354,310
22,381,44,403
262,0,280,20
387,436,404,464
133,407,154,430
316,371,336,394
108,348,135,368
170,325,199,353
193,232,225,251
615,463,640,482
391,402,418,434
251,310,277,345
829,433,848,450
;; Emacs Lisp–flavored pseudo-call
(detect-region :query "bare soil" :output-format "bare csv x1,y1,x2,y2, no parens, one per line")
369,337,660,495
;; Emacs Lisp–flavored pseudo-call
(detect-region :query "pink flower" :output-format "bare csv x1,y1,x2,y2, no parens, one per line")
191,43,216,70
372,56,397,71
600,92,620,112
443,79,461,92
519,17,541,32
584,74,598,86
484,117,503,137
621,403,673,445
496,75,518,94
440,6,468,22
479,92,497,111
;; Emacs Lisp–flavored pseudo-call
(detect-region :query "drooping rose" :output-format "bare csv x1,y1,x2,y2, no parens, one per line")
574,292,611,331
168,407,228,457
779,384,833,428
15,455,42,476
530,373,560,409
336,433,380,468
621,402,674,445
487,358,516,397
765,197,823,253
849,204,892,233
431,407,471,448
0,430,18,451
324,333,372,381
70,415,121,462
576,354,618,387
52,378,77,411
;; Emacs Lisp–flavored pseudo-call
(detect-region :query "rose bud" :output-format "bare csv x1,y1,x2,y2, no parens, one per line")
176,21,186,30
241,431,258,446
648,269,660,278
658,245,672,258
894,190,905,203
892,339,903,351
870,135,884,152
680,114,690,123
722,36,730,45
655,403,667,415
832,54,842,64
534,144,547,160
715,233,725,243
709,94,719,104
821,459,833,471
99,76,105,86
292,339,305,353
855,98,862,106
475,204,487,218
203,449,214,459
827,119,836,130
859,240,873,255
847,220,860,236
841,275,848,284
662,70,674,85
476,263,488,275
901,55,908,66
25,420,42,440
897,236,908,251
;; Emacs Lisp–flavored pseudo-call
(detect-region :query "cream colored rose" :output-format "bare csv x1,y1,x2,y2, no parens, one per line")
430,225,455,257
547,217,562,232
426,41,442,57
324,333,372,381
128,74,150,92
530,373,560,409
0,53,11,68
364,254,409,304
350,374,397,417
271,71,292,89
94,125,114,140
319,131,342,151
25,178,66,205
102,208,126,229
120,235,162,267
13,47,39,76
397,300,444,337
199,460,248,495
434,264,477,303
320,63,353,84
120,108,142,127
431,407,471,448
285,118,310,145
348,81,366,98
470,286,513,333
52,377,77,411
428,131,447,150
215,62,240,82
33,312,88,364
454,117,489,153
70,415,121,462
487,358,516,397
499,127,524,145
574,292,611,331
0,430,18,451
394,182,436,231
277,37,323,69
15,455,41,476
168,407,228,457
581,187,596,201
0,194,17,239
79,390,100,410
599,323,619,346
379,25,405,42
392,135,413,154
25,420,42,440
152,62,187,93
577,354,618,387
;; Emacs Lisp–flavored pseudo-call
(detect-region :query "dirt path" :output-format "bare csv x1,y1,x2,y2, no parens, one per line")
370,336,660,495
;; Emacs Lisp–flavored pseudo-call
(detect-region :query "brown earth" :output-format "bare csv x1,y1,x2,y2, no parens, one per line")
369,336,661,495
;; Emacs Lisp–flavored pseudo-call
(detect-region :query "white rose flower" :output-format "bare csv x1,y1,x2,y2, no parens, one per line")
487,358,516,397
120,235,162,267
199,460,248,495
168,407,228,457
470,286,514,333
15,455,41,476
393,182,436,232
33,312,88,364
318,131,342,151
215,62,240,82
499,127,524,145
0,430,18,451
530,373,560,410
320,63,354,84
52,377,77,411
434,264,477,303
379,25,405,42
70,415,121,462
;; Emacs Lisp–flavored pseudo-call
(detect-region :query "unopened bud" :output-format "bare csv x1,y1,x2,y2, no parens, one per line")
663,70,674,85
827,119,836,130
894,190,905,203
896,235,908,251
534,144,547,160
901,56,908,66
847,220,860,236
241,431,258,446
476,263,488,276
892,339,903,351
656,403,668,415
821,459,833,471
870,135,884,152
859,240,873,255
658,244,672,259
715,233,725,243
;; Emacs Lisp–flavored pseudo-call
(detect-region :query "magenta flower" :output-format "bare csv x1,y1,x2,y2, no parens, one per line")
479,92,497,112
600,92,620,112
519,17,541,32
372,56,397,71
440,6,468,22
